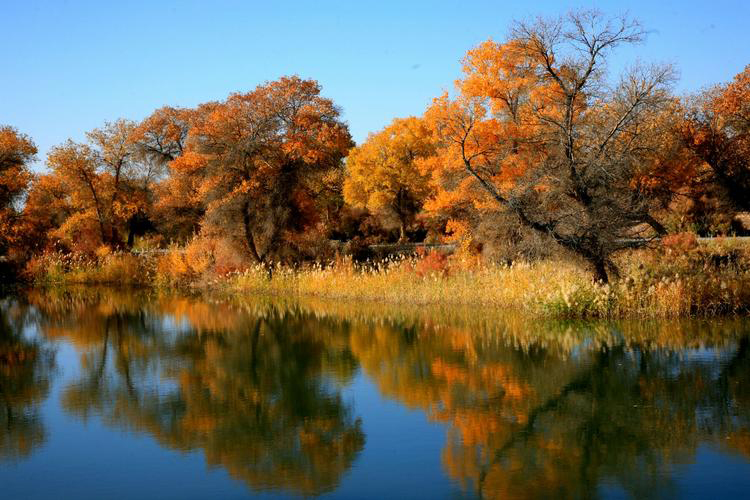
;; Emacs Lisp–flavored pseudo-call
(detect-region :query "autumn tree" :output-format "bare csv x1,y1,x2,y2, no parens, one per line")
172,76,352,264
423,11,678,282
418,39,549,259
40,119,161,251
682,65,750,213
132,106,205,242
344,117,435,241
21,172,71,253
0,126,36,263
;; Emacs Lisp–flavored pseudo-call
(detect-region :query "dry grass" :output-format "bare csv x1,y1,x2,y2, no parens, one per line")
24,236,750,319
227,257,582,310
26,248,153,286
224,238,750,318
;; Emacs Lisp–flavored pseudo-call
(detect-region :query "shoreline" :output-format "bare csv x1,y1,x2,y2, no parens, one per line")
19,246,750,319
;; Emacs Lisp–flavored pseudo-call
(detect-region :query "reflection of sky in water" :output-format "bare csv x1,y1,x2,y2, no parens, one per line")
1,293,749,499
600,445,750,499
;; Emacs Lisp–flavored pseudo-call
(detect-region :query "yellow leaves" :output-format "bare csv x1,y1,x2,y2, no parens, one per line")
343,116,436,222
679,65,750,224
421,83,535,219
154,246,192,286
170,75,351,254
47,141,95,180
51,210,100,251
134,106,194,149
460,38,538,116
41,124,159,249
0,165,32,200
94,245,111,259
444,219,471,242
86,119,137,170
701,66,750,163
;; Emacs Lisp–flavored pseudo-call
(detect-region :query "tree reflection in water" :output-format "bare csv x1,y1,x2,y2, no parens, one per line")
0,298,53,461
16,288,750,498
347,317,750,499
27,288,364,496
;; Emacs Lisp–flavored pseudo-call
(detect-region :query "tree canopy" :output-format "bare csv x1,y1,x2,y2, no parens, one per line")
420,11,679,281
344,117,435,241
0,126,36,260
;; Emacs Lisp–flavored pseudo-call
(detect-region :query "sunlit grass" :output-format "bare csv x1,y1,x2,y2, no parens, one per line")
26,237,750,319
224,246,750,318
227,257,582,310
26,249,153,286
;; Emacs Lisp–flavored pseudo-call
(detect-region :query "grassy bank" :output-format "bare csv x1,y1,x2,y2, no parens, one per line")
24,236,750,319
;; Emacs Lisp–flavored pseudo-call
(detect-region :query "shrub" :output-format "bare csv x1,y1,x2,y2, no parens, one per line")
414,250,450,277
662,232,699,254
20,237,750,319
540,283,615,318
155,246,191,286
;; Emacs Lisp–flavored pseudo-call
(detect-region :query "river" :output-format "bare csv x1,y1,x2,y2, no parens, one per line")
1,287,749,499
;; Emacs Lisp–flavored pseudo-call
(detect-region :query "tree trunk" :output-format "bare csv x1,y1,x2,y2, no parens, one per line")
127,221,135,249
395,187,409,243
592,258,609,284
643,214,668,236
242,201,263,263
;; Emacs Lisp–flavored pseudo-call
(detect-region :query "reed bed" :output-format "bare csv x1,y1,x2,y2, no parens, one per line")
25,236,750,319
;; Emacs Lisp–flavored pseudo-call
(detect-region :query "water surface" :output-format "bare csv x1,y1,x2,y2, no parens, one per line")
1,287,749,499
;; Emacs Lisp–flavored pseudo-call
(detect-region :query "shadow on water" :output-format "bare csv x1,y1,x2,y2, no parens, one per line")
1,285,749,498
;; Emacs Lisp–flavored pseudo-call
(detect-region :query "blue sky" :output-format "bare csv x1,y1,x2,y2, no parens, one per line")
3,0,749,170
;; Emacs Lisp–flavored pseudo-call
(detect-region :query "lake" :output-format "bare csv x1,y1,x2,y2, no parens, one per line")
1,287,749,499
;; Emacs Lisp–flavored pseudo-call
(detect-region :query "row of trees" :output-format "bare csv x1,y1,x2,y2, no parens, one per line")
1,10,748,282
13,76,352,265
346,12,749,281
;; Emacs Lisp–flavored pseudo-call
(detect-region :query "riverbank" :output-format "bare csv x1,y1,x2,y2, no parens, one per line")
22,236,750,318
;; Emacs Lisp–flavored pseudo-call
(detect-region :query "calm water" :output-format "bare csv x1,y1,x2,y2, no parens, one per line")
1,288,749,499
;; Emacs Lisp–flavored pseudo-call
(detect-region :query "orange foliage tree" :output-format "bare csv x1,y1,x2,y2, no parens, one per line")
21,172,71,253
343,117,436,241
421,11,679,282
132,105,206,242
171,76,352,264
29,119,164,252
0,126,36,262
682,65,750,213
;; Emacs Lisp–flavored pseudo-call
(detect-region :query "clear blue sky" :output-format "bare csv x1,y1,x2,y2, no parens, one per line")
3,0,749,171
